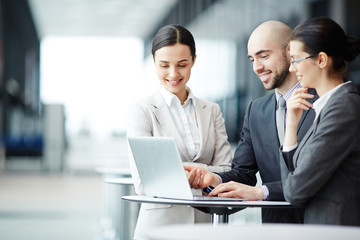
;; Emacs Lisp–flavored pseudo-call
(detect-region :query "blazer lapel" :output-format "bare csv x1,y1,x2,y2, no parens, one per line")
297,88,318,134
263,94,282,166
150,91,189,159
194,98,210,160
293,118,317,167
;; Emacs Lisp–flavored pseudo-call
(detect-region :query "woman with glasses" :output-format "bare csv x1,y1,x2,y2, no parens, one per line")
280,17,360,225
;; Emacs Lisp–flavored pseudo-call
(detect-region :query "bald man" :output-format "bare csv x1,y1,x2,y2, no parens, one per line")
185,20,317,223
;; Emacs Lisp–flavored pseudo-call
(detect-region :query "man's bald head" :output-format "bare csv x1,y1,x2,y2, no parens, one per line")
247,20,294,92
249,20,292,50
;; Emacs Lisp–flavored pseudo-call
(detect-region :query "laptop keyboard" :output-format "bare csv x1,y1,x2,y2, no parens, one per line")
193,195,245,201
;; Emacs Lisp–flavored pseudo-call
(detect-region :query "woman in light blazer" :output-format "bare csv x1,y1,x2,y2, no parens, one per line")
280,17,360,225
127,24,232,239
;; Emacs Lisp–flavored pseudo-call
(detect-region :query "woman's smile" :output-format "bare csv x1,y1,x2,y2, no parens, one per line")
166,78,183,86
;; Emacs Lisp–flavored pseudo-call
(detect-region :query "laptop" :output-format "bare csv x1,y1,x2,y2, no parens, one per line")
128,136,244,201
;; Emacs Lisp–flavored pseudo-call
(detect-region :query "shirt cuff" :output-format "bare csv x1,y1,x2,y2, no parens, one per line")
282,143,298,152
216,174,223,184
261,185,269,200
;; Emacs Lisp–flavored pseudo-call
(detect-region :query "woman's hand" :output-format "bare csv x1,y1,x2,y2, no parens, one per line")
284,88,314,147
183,163,221,189
286,88,314,127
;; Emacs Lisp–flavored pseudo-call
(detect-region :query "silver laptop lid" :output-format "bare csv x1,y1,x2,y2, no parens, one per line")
128,137,193,200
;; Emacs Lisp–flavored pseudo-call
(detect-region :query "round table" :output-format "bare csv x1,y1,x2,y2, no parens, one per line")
122,195,291,225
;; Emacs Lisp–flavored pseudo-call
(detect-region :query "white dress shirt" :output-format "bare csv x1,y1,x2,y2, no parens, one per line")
159,85,200,160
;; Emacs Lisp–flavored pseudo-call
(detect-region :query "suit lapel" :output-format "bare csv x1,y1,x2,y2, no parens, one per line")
293,115,317,167
291,88,318,167
262,94,282,166
297,88,318,134
150,91,188,159
194,98,210,160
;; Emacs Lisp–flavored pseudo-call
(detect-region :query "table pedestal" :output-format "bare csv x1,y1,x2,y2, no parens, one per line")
194,206,244,225
212,213,228,225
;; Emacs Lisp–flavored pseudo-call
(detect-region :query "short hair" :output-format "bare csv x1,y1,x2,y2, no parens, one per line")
151,24,196,60
292,17,360,75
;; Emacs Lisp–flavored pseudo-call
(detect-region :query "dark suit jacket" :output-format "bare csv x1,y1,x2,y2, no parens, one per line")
219,88,317,223
280,82,360,226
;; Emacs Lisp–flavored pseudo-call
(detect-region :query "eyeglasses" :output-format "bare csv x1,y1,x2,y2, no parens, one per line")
289,55,313,65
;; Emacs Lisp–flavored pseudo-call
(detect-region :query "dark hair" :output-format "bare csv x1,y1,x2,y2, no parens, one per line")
292,17,360,76
151,24,196,60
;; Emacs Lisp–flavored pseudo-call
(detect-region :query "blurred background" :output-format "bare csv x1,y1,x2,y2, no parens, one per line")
0,0,359,239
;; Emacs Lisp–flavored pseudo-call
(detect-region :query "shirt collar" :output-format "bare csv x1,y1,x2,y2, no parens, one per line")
313,81,349,119
158,85,196,107
275,82,301,107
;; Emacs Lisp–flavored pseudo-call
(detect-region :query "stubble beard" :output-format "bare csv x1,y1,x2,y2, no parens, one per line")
269,60,290,90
